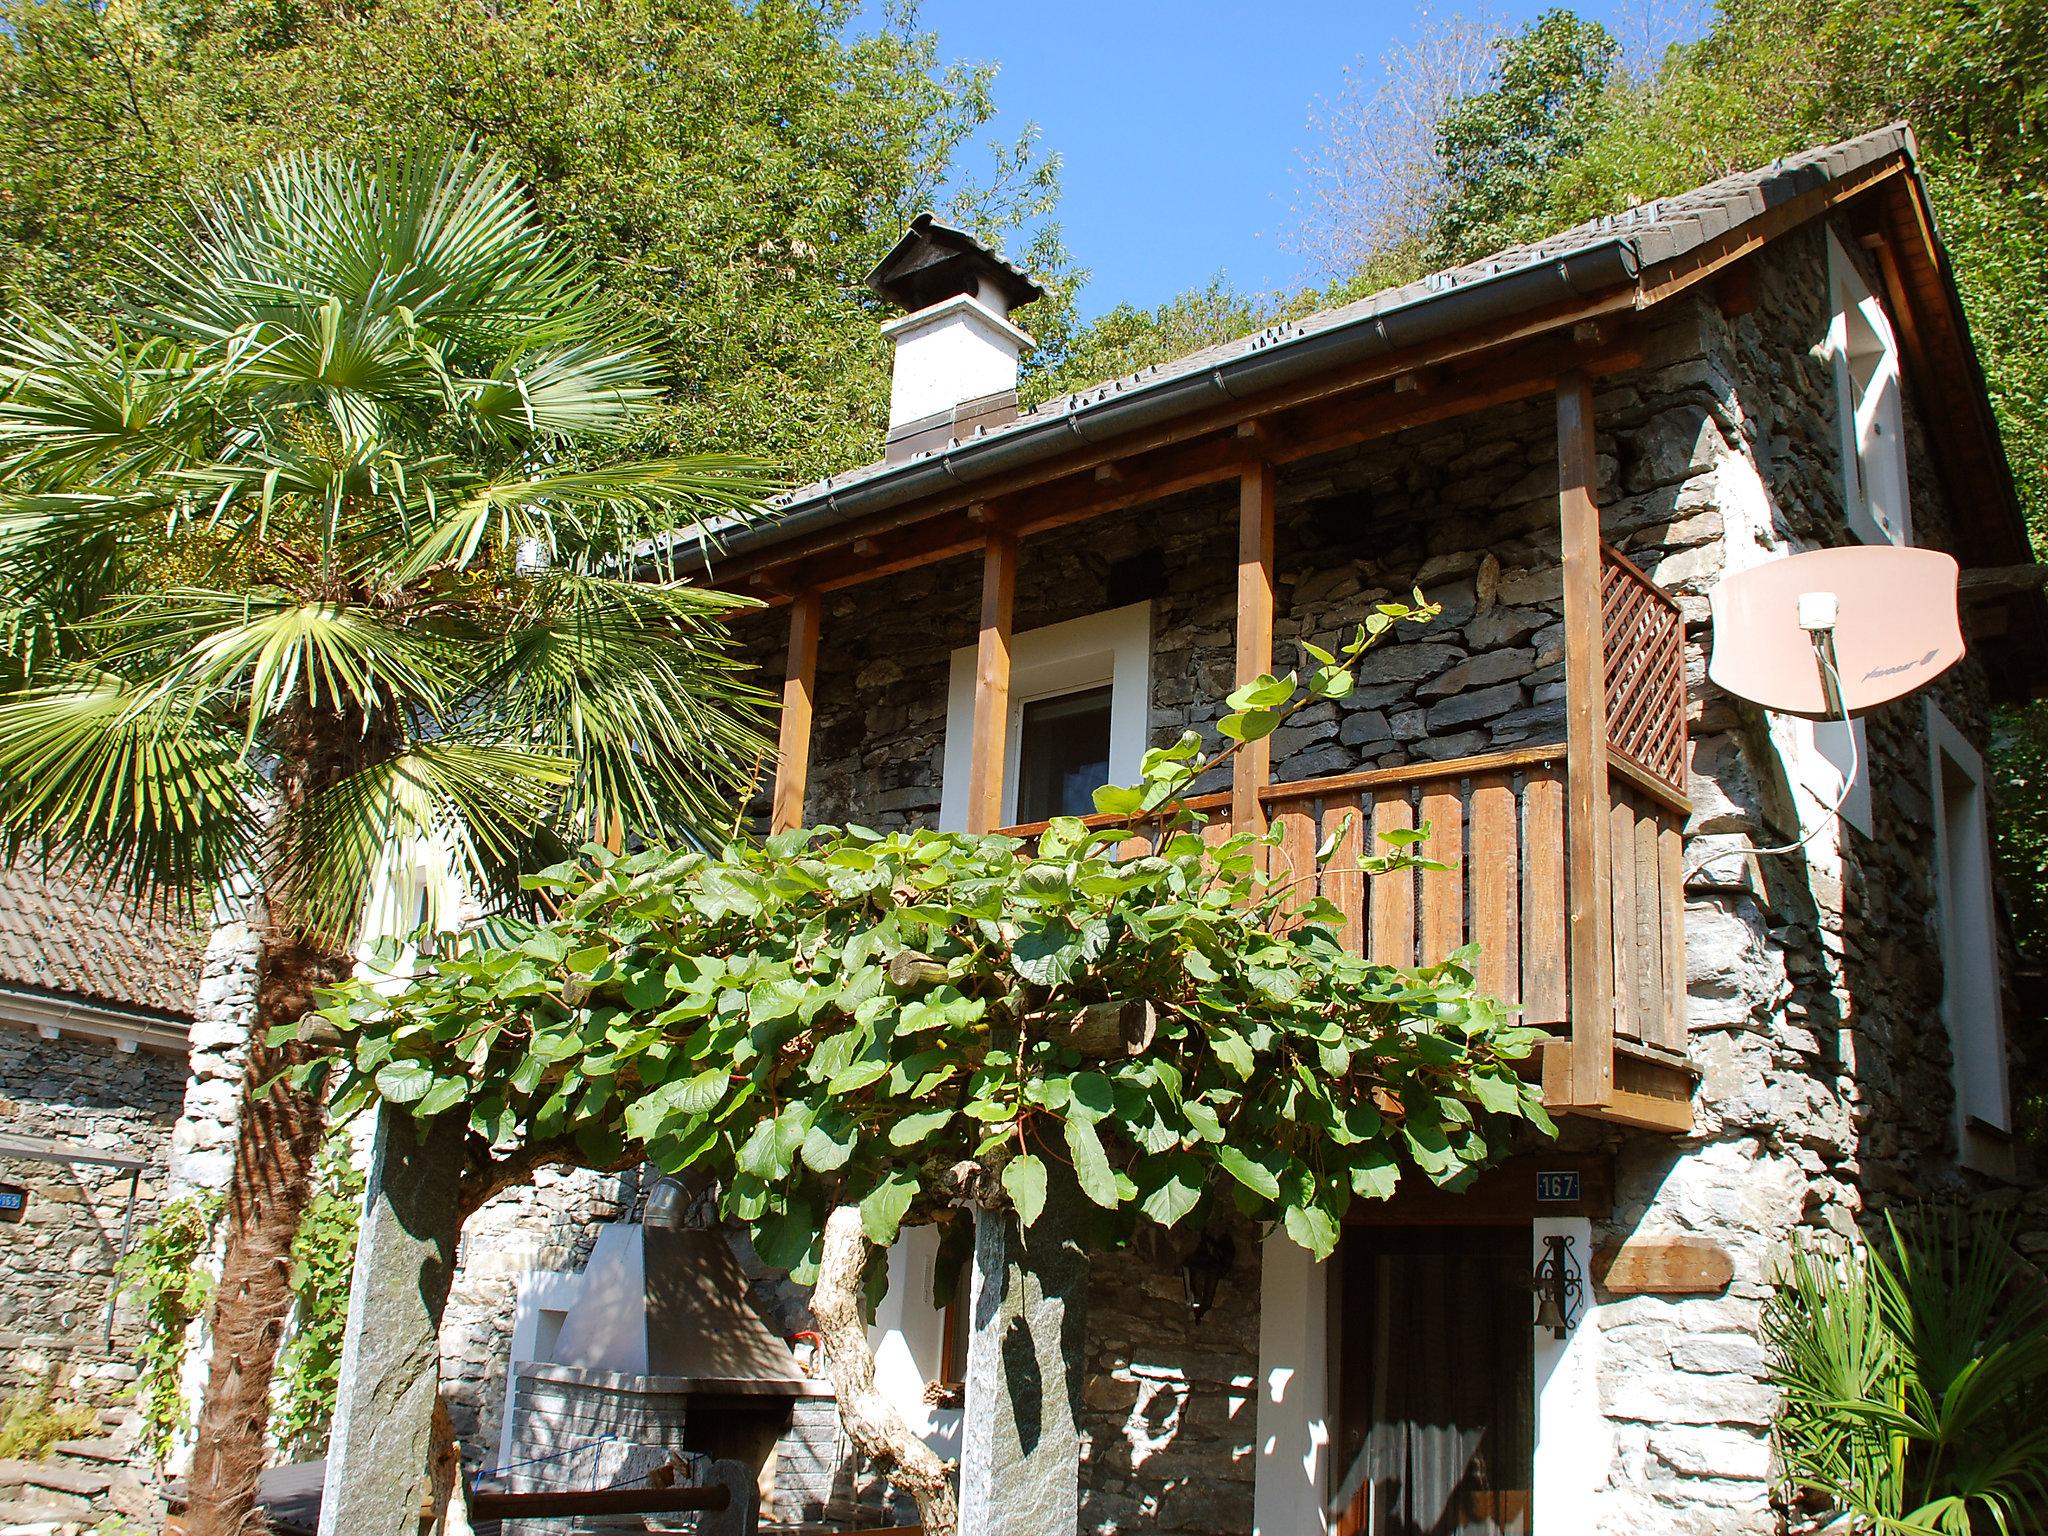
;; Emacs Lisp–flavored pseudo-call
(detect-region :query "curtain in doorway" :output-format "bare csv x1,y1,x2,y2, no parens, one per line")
1331,1226,1535,1536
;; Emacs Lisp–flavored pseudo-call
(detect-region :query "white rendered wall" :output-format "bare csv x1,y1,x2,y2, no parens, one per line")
1252,1229,1330,1536
1531,1217,1605,1534
868,1226,964,1461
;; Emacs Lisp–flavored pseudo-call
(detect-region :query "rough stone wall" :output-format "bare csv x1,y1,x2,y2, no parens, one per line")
730,397,1571,831
1568,217,2017,1534
1076,1217,1260,1536
0,1028,184,1410
439,1164,644,1475
166,914,262,1199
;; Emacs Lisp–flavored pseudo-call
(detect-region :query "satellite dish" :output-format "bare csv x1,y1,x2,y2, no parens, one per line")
1708,545,1964,720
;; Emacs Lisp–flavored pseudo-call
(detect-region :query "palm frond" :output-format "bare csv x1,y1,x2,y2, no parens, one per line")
94,587,457,736
393,456,775,577
0,665,261,898
272,739,574,945
464,571,770,842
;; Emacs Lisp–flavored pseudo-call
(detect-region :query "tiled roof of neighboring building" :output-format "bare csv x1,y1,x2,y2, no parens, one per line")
717,125,1918,555
0,864,208,1020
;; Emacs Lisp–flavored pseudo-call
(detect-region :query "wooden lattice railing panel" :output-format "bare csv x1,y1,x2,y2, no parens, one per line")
1600,544,1688,793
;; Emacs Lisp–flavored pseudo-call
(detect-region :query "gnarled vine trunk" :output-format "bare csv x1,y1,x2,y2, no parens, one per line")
182,934,339,1536
812,1206,959,1536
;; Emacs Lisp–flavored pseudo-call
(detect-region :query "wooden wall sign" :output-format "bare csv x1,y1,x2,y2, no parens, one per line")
1594,1235,1734,1295
0,1183,27,1223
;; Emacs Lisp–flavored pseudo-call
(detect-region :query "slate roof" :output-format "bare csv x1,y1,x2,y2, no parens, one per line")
737,125,1918,544
0,863,208,1020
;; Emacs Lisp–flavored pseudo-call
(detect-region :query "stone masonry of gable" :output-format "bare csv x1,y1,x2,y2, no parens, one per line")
451,220,2033,1531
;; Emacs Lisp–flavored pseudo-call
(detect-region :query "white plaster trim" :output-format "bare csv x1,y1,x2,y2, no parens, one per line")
868,1226,963,1460
1252,1229,1329,1536
1925,701,2013,1171
0,987,187,1055
939,602,1153,832
495,1266,587,1477
1531,1216,1605,1534
881,294,1033,431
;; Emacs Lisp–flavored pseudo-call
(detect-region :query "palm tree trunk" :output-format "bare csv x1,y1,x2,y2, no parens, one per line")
182,932,340,1536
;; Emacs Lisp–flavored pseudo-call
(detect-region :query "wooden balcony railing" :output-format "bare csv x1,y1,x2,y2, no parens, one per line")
998,743,1692,1070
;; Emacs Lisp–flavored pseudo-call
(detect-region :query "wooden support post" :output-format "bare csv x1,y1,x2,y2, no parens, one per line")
1558,373,1615,1108
770,590,822,835
1234,460,1276,836
967,533,1018,834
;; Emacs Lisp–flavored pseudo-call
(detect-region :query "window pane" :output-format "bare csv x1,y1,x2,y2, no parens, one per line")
1015,685,1113,824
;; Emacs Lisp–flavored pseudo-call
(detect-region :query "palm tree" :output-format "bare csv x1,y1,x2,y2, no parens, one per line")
0,148,773,1535
1765,1204,2048,1535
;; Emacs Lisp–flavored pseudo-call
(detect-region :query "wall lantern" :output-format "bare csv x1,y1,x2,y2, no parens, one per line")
1532,1233,1584,1338
1181,1231,1236,1322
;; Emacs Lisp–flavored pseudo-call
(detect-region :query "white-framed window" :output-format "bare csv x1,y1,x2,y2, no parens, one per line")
1826,230,1910,547
1925,703,2013,1174
939,602,1152,831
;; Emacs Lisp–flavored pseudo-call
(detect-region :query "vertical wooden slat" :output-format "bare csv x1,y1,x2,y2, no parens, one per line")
1233,460,1277,838
1273,794,1318,917
1659,817,1688,1050
1418,780,1464,964
966,534,1017,835
1633,807,1664,1047
1558,372,1615,1106
1521,767,1569,1026
1322,791,1366,954
1369,788,1415,967
1609,795,1638,1043
1469,773,1520,1007
770,590,822,835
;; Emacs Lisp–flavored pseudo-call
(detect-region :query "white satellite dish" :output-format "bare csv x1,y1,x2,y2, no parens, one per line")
1708,544,1964,721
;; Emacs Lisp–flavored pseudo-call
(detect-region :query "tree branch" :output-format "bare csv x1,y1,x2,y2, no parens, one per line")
812,1206,959,1536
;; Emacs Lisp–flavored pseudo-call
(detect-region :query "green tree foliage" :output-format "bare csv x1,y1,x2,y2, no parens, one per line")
1427,9,1621,264
303,609,1553,1282
1025,281,1274,405
271,1139,363,1459
0,0,1073,482
114,1193,218,1466
1765,1205,2048,1534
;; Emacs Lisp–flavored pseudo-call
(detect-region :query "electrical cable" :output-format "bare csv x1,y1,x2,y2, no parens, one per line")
1684,634,1861,879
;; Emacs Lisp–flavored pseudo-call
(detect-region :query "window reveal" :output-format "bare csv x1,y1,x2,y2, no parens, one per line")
1013,685,1114,824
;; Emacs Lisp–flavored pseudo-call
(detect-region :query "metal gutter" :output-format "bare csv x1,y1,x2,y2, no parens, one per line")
698,236,1643,569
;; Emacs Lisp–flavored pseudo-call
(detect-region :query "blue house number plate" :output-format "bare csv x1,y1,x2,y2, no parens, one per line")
0,1184,26,1222
1536,1170,1581,1204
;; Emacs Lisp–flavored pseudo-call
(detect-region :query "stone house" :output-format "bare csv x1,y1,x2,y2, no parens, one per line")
458,124,2043,1536
0,866,207,1414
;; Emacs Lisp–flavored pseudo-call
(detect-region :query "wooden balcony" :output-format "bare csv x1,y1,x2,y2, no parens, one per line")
758,373,1699,1133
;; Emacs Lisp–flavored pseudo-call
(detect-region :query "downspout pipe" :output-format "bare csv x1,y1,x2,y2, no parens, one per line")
694,238,1642,570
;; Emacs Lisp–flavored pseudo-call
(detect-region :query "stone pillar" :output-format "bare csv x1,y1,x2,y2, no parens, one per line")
957,1174,1090,1536
167,910,264,1198
319,1105,468,1536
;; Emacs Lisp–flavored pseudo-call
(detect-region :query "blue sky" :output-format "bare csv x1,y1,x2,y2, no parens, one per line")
864,2,1699,320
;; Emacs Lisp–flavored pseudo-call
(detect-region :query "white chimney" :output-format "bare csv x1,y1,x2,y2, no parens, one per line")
866,213,1043,457
881,293,1034,431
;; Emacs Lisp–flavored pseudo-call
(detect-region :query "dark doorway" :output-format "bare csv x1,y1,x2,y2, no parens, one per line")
1330,1225,1535,1536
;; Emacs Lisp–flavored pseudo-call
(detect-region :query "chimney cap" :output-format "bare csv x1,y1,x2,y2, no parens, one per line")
866,212,1044,317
